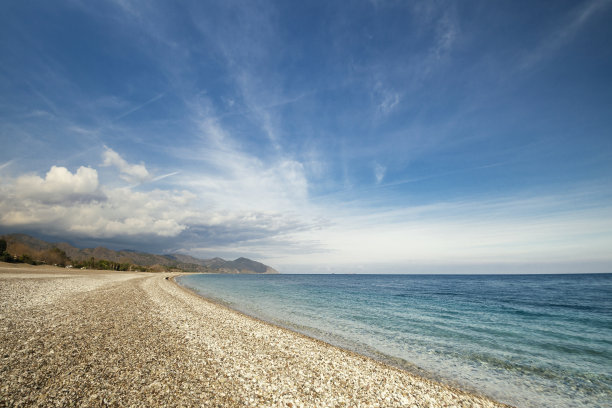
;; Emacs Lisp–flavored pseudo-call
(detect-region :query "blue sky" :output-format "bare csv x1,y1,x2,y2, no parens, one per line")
1,0,611,273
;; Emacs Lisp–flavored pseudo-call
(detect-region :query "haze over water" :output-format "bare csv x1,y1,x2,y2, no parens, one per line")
178,273,612,408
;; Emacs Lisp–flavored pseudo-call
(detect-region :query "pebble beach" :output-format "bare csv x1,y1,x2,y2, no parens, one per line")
0,264,510,407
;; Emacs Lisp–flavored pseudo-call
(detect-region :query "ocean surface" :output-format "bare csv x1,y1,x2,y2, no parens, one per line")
177,273,612,408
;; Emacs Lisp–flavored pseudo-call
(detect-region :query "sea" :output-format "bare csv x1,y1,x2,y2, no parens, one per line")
176,273,612,408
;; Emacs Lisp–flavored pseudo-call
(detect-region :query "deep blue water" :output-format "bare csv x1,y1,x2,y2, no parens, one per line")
177,273,612,408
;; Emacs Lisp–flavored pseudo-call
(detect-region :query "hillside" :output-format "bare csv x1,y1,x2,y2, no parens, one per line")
1,233,278,274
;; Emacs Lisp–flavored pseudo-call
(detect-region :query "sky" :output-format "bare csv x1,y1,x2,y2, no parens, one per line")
1,0,611,273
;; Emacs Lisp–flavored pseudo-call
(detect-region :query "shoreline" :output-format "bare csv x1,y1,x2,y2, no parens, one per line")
171,274,486,399
1,264,511,407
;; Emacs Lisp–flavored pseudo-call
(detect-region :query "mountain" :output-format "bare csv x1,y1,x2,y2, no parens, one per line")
2,233,52,252
227,257,271,273
1,233,279,274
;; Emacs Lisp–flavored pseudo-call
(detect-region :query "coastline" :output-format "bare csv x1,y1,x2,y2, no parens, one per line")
0,264,510,407
171,275,511,405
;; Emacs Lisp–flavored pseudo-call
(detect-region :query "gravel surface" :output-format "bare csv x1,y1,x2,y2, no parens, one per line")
0,265,510,407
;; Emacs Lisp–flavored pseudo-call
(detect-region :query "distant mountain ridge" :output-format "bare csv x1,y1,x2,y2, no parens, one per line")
1,233,278,274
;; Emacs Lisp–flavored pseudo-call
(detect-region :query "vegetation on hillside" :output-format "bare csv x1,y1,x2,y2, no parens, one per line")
0,234,278,273
1,239,71,266
0,238,190,272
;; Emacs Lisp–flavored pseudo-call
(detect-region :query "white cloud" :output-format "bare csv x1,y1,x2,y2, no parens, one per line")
0,165,191,238
0,153,311,247
374,162,386,184
279,191,612,269
14,166,101,204
102,146,151,184
179,150,309,214
173,113,310,215
378,91,400,115
372,80,401,115
434,8,458,59
63,187,192,237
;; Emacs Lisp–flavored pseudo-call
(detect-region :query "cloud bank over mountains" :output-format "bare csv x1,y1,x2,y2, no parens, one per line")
0,146,318,259
1,153,188,238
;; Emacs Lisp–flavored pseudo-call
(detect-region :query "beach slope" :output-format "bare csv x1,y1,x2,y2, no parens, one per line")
0,265,508,407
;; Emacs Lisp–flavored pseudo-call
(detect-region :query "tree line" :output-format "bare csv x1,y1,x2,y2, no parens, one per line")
0,238,162,272
1,239,70,266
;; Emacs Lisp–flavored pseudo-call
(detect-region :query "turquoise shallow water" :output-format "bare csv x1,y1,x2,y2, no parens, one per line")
177,273,612,408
